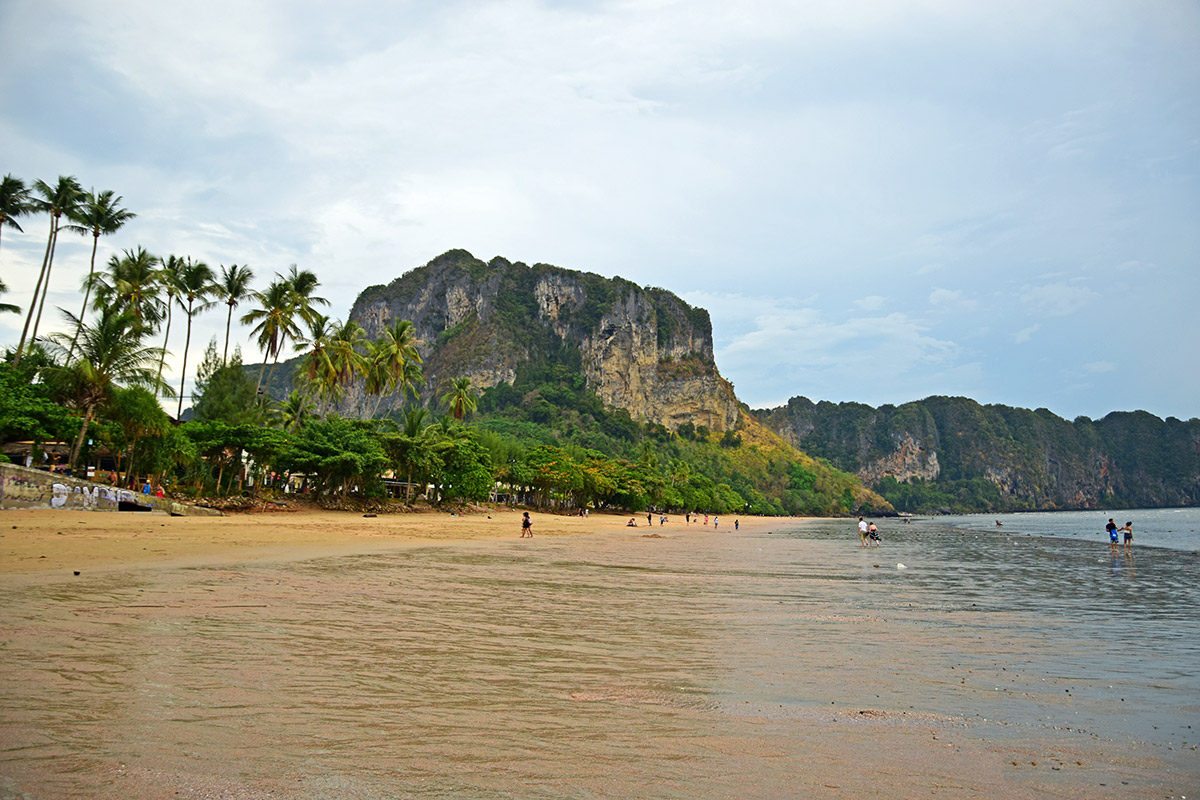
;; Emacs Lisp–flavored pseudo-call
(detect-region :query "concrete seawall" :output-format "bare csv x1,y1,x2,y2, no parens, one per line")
0,463,223,516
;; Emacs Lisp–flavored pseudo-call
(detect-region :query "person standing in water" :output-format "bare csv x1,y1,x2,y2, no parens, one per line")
1105,518,1119,553
858,516,868,547
521,512,533,538
1121,520,1134,552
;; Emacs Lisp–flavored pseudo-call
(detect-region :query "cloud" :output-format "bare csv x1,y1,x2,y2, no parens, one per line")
855,295,886,311
1020,281,1099,318
928,288,977,311
1082,360,1116,374
1014,324,1040,344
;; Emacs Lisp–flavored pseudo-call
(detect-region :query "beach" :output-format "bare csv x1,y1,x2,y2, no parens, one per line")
1,509,1195,798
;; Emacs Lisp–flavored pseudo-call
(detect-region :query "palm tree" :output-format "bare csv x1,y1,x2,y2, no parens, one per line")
277,389,315,433
174,258,217,418
327,320,368,405
0,174,32,256
282,264,328,328
44,307,172,469
242,279,300,395
215,263,255,365
68,190,135,354
441,376,478,421
154,255,184,396
0,279,19,314
86,247,164,334
297,313,336,411
15,175,85,364
366,319,424,417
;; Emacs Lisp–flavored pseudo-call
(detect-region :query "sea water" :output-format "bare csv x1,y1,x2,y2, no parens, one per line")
1,517,1197,798
936,506,1200,552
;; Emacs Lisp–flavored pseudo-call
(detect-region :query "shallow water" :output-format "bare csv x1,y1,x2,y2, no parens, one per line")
1,521,1197,798
937,506,1200,552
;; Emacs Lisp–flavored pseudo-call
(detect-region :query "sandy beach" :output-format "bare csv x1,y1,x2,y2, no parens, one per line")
0,509,1192,799
0,508,788,576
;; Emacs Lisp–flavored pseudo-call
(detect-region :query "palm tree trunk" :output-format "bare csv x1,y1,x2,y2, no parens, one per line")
69,404,96,470
256,355,269,395
265,351,281,399
216,462,225,496
223,303,233,365
30,217,62,350
156,303,174,398
14,217,57,364
68,233,100,358
176,306,193,418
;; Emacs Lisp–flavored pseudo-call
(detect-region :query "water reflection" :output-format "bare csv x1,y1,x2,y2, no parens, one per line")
1,522,1197,797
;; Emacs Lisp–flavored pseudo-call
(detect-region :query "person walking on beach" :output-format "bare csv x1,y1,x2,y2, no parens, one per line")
867,521,880,546
1106,518,1119,552
521,512,533,538
648,512,653,526
734,519,739,531
714,516,719,529
1121,520,1134,552
858,516,868,547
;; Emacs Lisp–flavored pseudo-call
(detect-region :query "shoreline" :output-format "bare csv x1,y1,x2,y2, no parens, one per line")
0,507,819,577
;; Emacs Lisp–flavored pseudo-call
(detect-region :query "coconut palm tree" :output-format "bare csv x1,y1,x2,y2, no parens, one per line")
43,306,172,469
67,190,136,354
281,264,328,328
215,263,255,365
365,319,424,417
297,313,336,411
86,247,164,334
0,279,20,314
242,278,300,395
154,255,185,396
327,320,368,405
174,258,217,418
15,176,85,364
0,174,32,256
277,389,315,433
441,376,478,421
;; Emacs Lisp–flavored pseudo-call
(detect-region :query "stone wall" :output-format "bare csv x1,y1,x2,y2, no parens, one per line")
0,464,223,516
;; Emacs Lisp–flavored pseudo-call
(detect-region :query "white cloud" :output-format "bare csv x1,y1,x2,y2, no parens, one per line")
1014,324,1040,344
1020,281,1099,318
928,288,977,311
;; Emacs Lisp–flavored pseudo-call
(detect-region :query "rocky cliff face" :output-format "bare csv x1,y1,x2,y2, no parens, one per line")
348,250,739,431
756,396,1200,511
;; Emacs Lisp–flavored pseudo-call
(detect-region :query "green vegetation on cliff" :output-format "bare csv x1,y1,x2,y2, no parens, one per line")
756,395,1199,513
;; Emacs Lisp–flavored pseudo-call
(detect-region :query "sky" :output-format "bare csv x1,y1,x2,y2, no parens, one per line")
1,0,1197,421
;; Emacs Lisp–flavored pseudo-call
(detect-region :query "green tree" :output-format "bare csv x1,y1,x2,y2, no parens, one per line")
277,416,388,498
277,389,316,433
215,263,255,365
191,340,263,426
441,376,478,421
44,307,172,468
0,361,78,446
281,264,328,328
104,385,170,487
327,320,368,408
16,175,85,364
87,246,164,333
0,174,32,257
366,318,423,417
67,189,136,355
174,258,218,418
243,278,300,394
154,255,185,396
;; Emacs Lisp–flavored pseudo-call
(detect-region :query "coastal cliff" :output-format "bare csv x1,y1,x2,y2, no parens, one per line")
756,396,1200,511
348,250,739,431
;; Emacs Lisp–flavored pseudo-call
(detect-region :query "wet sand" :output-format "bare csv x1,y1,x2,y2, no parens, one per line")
0,510,1192,798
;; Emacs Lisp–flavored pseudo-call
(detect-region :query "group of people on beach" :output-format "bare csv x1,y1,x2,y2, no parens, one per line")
625,512,739,530
1105,518,1134,552
857,517,880,546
